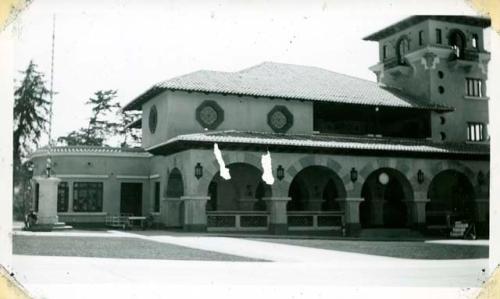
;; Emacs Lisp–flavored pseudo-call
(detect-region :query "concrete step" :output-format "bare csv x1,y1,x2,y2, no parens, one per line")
26,222,73,232
359,228,424,239
51,225,73,231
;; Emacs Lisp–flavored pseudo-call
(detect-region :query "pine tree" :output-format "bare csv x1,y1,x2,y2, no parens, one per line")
13,60,50,171
12,61,51,219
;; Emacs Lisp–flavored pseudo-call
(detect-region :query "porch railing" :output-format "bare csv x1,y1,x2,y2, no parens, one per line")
207,211,269,231
287,211,344,231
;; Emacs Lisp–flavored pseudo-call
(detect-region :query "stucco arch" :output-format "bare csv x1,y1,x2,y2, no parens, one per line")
357,158,413,197
428,160,475,188
196,151,263,195
206,162,272,211
359,167,414,228
287,165,346,211
427,169,476,222
284,156,347,185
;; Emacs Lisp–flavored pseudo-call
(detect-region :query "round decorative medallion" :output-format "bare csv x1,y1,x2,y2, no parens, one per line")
378,172,389,185
149,105,158,134
269,110,287,130
196,100,224,129
199,105,218,126
267,105,293,133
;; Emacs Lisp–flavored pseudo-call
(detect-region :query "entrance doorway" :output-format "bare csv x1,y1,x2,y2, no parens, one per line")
120,183,143,216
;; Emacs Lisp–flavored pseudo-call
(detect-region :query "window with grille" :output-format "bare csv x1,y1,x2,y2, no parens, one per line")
467,122,485,142
57,182,69,212
465,78,483,97
73,182,103,212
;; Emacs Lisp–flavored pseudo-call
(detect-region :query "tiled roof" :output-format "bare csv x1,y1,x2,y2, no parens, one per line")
30,146,149,158
149,130,489,156
123,62,452,111
364,15,491,41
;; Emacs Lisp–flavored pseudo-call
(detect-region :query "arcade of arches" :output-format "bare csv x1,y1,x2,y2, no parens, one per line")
162,155,488,236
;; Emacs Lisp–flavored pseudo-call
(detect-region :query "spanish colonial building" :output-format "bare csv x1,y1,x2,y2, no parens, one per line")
30,15,491,237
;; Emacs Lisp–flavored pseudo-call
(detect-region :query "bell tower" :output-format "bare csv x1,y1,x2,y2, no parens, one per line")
364,16,491,143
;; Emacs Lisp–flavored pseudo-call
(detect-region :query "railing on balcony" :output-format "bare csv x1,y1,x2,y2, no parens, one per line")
287,211,344,231
207,211,269,231
383,57,399,69
426,210,464,229
449,49,479,62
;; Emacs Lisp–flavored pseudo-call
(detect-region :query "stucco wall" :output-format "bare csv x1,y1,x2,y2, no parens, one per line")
141,90,313,149
377,19,489,143
30,153,152,223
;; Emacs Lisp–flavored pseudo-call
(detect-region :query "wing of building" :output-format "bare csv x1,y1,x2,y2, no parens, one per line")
30,15,491,237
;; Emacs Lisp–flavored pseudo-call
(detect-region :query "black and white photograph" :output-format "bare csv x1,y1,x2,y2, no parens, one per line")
0,0,499,298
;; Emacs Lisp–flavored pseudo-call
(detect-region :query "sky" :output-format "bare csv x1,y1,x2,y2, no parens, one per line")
11,0,481,146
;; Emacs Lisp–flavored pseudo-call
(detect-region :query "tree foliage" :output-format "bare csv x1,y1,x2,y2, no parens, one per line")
13,60,51,170
57,90,142,147
118,109,141,148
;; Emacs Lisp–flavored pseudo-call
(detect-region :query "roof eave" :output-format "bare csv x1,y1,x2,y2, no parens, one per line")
149,138,489,160
364,15,491,41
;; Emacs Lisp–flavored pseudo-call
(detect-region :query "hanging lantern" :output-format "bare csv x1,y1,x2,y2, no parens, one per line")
194,162,203,180
378,172,389,185
277,165,285,181
350,167,358,182
417,169,424,184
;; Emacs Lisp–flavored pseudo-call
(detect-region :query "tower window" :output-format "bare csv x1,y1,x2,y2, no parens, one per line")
382,45,387,59
396,37,410,65
436,29,442,44
465,78,483,97
472,34,479,49
448,30,466,59
419,30,424,45
467,122,484,142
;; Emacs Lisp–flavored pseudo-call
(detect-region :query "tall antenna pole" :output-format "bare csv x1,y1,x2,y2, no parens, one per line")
46,14,56,177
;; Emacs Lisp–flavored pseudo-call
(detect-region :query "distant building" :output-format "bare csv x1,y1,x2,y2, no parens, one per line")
30,15,491,236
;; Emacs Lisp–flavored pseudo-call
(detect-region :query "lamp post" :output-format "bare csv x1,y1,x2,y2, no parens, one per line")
23,162,34,216
46,157,52,178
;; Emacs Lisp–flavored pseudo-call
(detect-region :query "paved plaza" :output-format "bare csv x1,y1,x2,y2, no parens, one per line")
10,227,490,299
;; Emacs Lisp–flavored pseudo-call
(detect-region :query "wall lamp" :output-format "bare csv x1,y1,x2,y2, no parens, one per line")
350,167,358,183
194,162,203,180
277,165,285,181
417,169,424,184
